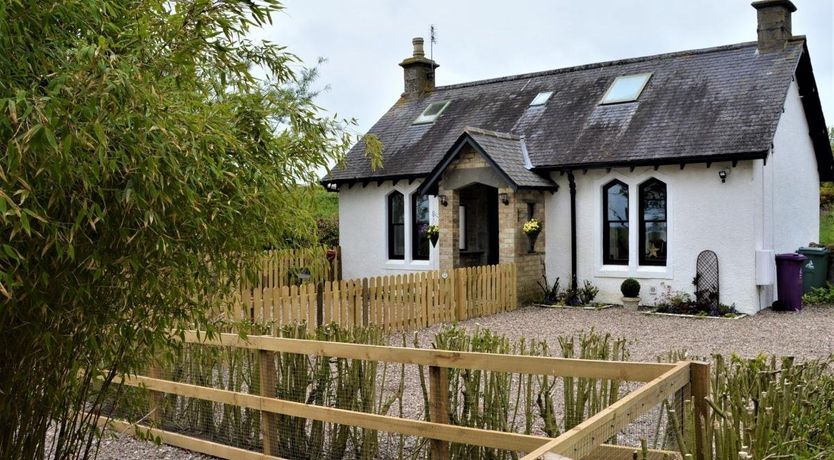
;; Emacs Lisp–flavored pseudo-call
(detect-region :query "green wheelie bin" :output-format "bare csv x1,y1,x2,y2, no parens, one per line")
797,247,830,293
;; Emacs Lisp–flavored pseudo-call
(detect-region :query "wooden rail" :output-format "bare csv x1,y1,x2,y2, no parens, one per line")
520,362,692,459
181,331,676,382
111,332,706,460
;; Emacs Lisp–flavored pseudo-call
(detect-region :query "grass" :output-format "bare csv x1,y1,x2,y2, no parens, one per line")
820,207,834,245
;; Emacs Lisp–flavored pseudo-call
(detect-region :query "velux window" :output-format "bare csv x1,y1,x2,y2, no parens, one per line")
600,73,652,104
387,192,405,260
413,101,450,124
529,91,553,106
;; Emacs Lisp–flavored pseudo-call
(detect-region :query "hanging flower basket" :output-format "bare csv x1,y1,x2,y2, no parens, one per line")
430,233,440,247
423,224,440,247
522,219,542,253
526,232,539,253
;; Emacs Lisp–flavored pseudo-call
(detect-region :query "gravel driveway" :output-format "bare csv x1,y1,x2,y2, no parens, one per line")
424,305,834,361
95,305,834,459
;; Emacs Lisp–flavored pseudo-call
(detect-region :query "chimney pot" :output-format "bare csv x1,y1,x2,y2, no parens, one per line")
752,0,797,51
399,37,438,99
412,37,425,57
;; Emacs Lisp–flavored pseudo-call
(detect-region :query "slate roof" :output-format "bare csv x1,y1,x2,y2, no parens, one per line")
452,127,556,189
325,38,831,185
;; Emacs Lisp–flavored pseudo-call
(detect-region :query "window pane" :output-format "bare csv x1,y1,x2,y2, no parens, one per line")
415,196,429,225
606,183,628,221
642,181,666,221
643,222,667,262
413,195,430,260
393,225,405,257
608,223,629,263
389,192,405,259
390,193,404,224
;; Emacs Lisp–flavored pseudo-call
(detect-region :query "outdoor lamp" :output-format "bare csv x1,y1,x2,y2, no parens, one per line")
499,193,510,205
439,194,448,206
718,169,730,183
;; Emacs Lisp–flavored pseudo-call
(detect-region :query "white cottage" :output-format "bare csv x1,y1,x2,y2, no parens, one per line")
323,0,832,315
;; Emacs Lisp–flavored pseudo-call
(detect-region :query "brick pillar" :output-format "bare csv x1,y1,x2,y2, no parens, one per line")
497,189,546,305
498,187,516,265
438,188,459,272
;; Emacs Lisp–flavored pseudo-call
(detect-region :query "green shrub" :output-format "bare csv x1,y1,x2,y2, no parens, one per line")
538,276,599,306
620,278,640,297
578,280,600,305
315,217,339,247
802,283,834,305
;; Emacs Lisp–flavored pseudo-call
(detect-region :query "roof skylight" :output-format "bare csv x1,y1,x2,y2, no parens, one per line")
529,91,553,106
413,100,451,124
600,73,652,105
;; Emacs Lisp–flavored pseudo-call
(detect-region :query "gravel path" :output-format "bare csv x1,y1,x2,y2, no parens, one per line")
94,305,834,459
433,305,834,361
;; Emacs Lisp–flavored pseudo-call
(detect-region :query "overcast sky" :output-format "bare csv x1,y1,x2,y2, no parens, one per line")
259,0,833,135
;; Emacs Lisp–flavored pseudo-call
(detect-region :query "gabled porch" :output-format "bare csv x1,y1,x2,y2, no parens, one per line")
418,127,558,303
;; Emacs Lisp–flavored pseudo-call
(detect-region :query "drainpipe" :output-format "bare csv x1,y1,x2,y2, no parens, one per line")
568,171,578,291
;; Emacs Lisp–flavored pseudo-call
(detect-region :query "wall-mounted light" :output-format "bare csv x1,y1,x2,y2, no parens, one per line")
499,193,510,205
439,194,448,206
718,169,730,183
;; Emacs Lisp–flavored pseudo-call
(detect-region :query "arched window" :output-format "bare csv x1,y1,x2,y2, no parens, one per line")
412,194,430,260
387,191,405,260
639,179,667,266
603,180,629,265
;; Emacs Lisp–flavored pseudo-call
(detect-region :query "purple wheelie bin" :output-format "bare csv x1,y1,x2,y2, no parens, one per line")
775,253,807,311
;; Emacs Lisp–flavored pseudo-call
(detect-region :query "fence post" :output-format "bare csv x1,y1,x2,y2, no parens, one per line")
690,361,711,460
147,363,163,427
316,282,324,327
455,269,467,321
429,365,450,460
361,277,370,326
423,273,430,328
259,350,279,456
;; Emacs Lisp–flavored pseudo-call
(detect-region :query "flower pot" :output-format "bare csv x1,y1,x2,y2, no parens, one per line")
429,233,439,247
622,297,640,310
526,232,539,253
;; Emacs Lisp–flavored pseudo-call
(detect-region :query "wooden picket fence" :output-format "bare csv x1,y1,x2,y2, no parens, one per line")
253,246,340,289
232,263,517,332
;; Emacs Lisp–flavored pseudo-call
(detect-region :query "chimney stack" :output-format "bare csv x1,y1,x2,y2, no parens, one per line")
752,0,797,51
399,37,438,99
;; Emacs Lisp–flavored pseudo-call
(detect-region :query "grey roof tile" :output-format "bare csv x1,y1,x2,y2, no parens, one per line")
325,40,806,183
463,127,554,188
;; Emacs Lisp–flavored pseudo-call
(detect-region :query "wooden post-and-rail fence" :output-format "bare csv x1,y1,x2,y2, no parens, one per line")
232,263,518,333
109,331,710,460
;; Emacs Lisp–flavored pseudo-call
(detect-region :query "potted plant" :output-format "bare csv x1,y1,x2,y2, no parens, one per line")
423,224,440,247
522,218,541,253
620,278,641,310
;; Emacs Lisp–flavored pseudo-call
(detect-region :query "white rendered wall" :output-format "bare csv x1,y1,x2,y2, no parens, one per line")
544,163,762,314
751,80,821,307
770,80,820,254
338,180,439,279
